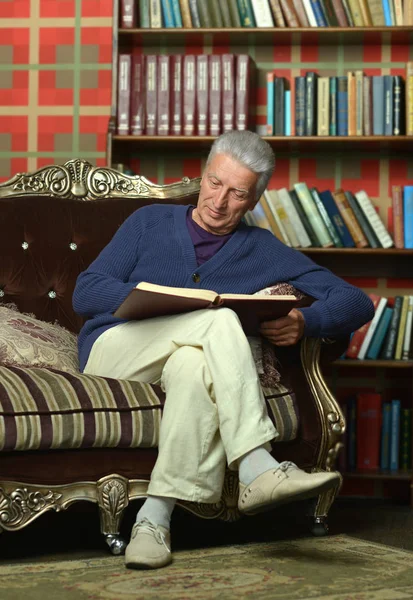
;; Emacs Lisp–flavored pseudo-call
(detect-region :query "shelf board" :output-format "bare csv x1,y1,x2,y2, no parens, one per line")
343,470,412,481
111,135,413,152
301,248,413,255
333,359,413,368
118,26,413,46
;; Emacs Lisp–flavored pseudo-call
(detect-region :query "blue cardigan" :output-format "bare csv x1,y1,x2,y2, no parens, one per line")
73,204,374,371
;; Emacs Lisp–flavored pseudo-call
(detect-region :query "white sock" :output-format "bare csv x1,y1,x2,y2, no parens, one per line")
238,446,280,486
136,495,176,530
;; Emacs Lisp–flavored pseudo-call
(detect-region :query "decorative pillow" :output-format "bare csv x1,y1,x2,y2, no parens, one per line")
0,305,79,373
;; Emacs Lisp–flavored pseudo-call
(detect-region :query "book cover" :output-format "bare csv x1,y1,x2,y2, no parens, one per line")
380,295,403,360
130,53,145,136
390,399,401,471
260,193,286,243
372,76,384,136
171,55,183,135
269,0,286,26
358,297,388,360
310,0,328,25
228,0,242,25
355,70,364,136
145,55,157,135
222,54,235,133
305,72,318,136
188,0,201,26
274,77,285,136
236,0,256,26
358,0,373,25
347,0,364,25
402,295,413,360
363,75,372,136
356,392,382,471
179,0,193,27
196,55,208,136
329,76,337,136
344,191,380,248
116,54,132,136
157,55,171,135
391,185,404,248
183,55,196,136
277,188,312,248
318,189,355,247
120,0,137,28
400,408,412,470
395,296,409,360
332,188,369,248
383,75,394,136
302,0,318,25
280,0,299,26
266,72,275,136
284,90,291,136
380,402,391,470
114,282,299,336
219,0,233,26
331,0,349,25
317,77,330,137
294,76,306,137
266,189,300,247
366,306,393,359
292,0,310,25
197,0,213,26
381,0,392,25
289,188,320,247
337,76,348,136
404,186,413,249
322,0,339,25
262,190,291,245
347,71,356,136
160,0,175,27
345,293,381,359
311,188,343,247
368,0,385,25
294,182,334,247
171,0,183,25
209,55,222,137
209,0,224,27
354,190,394,249
150,0,163,27
393,75,404,136
251,0,275,25
139,0,151,27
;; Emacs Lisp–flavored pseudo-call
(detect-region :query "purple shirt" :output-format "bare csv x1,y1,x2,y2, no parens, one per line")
186,207,234,265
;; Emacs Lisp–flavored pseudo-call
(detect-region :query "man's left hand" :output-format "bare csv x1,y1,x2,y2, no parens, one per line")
259,309,305,346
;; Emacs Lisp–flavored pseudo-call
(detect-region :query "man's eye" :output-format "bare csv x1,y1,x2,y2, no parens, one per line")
209,180,219,187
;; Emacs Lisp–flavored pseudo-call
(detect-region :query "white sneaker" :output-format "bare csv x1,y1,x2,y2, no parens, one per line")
124,518,172,569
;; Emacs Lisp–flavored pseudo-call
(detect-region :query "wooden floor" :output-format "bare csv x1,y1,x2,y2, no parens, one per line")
1,498,412,562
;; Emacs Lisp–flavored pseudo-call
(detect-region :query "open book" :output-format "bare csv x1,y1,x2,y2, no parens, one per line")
114,282,299,335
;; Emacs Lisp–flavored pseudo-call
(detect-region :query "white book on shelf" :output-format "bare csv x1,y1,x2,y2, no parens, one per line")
265,189,300,248
358,297,388,360
301,0,318,26
150,0,162,27
250,0,275,26
277,188,312,248
402,295,413,360
354,190,394,249
249,202,273,232
263,190,292,246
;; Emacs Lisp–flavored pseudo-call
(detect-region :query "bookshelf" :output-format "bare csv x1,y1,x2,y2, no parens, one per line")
109,0,413,503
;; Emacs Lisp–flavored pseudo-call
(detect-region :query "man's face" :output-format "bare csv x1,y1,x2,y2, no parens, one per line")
193,153,260,235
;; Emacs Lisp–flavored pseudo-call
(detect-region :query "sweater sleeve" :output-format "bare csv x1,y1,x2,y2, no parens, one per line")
72,210,142,317
263,237,375,338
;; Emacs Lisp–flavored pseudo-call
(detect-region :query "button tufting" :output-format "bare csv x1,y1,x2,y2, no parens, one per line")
48,291,57,299
69,242,77,250
22,242,29,250
0,290,4,297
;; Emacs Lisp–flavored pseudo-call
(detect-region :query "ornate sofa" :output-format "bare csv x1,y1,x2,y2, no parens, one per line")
0,160,346,554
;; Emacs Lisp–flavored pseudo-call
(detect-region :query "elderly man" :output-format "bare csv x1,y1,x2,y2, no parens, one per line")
73,130,374,570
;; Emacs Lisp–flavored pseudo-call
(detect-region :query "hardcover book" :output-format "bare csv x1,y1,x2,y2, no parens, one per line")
114,282,299,336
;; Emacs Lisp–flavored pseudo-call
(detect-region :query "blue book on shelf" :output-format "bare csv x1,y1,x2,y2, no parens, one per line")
318,190,355,247
337,76,348,136
171,0,183,26
310,0,328,26
382,0,393,25
160,0,175,27
383,75,394,136
366,307,393,359
404,186,413,249
329,77,337,136
380,402,391,470
390,399,401,471
266,73,275,135
284,90,291,136
372,76,385,135
346,396,357,470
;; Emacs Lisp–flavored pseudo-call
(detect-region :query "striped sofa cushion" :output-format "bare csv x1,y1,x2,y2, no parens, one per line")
0,366,299,452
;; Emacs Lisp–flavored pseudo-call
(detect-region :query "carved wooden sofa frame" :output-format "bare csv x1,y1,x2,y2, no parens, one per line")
0,160,345,553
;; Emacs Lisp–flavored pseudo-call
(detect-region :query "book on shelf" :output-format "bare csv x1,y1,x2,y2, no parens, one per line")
390,399,401,471
404,186,413,248
402,295,413,360
380,401,391,470
345,293,381,359
113,281,299,335
357,296,388,360
400,407,412,470
332,189,369,248
365,306,393,359
394,295,410,360
354,190,394,249
356,392,382,471
120,0,413,29
380,295,403,360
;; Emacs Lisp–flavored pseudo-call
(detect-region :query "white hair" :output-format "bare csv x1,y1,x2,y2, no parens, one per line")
206,131,275,200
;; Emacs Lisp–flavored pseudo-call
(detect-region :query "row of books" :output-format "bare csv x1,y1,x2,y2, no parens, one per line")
266,66,413,137
249,184,413,249
338,395,411,473
116,53,254,136
120,0,413,29
345,294,413,361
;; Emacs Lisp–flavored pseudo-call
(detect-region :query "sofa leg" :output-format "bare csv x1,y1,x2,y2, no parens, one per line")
96,475,129,555
306,475,342,537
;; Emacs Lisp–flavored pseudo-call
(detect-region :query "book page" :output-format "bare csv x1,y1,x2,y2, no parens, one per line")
136,281,218,303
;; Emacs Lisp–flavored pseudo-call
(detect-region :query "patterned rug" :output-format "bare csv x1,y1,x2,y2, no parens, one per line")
2,535,413,600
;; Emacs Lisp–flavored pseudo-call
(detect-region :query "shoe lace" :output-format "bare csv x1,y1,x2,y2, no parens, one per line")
132,518,171,553
274,461,298,478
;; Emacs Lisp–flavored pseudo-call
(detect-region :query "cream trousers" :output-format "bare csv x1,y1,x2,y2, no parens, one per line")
84,308,278,503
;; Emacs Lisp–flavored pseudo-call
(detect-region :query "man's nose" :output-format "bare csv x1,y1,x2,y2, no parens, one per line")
214,187,229,207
